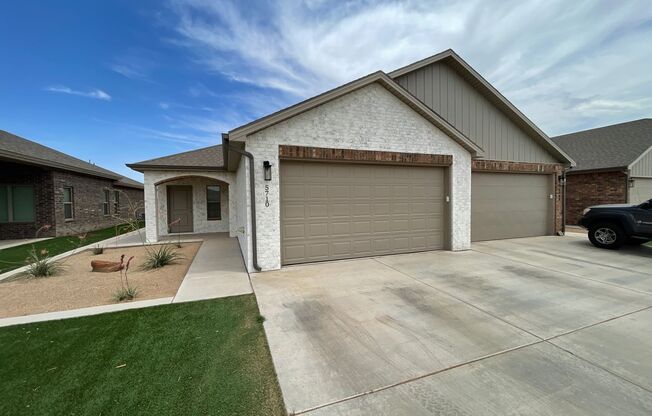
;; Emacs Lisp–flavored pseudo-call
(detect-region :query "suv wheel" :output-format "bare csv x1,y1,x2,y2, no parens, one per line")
588,223,625,249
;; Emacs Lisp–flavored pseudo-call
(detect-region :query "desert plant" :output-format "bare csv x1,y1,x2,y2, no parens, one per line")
113,286,138,302
92,245,104,255
24,248,64,278
114,255,137,302
140,245,183,270
168,218,182,248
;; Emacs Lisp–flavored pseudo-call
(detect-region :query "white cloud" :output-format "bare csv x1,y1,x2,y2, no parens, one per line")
110,64,148,80
45,85,112,101
166,0,652,135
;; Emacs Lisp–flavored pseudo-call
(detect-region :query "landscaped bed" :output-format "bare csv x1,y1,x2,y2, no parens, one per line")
0,295,286,416
0,243,200,318
0,222,144,274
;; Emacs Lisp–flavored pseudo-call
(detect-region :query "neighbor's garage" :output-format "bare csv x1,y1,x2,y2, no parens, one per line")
471,172,552,241
629,177,652,204
280,161,446,265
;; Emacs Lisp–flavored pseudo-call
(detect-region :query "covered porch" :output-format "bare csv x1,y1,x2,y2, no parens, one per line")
143,171,240,243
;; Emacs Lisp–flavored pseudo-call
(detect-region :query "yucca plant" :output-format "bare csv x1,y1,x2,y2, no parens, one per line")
24,248,64,278
140,245,184,270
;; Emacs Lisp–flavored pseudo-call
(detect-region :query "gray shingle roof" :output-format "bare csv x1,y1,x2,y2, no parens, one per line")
128,144,224,171
552,119,652,172
115,176,144,189
0,129,143,187
1,129,121,179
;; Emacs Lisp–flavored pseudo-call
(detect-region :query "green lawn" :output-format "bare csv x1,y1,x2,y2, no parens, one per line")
0,223,143,274
0,295,286,416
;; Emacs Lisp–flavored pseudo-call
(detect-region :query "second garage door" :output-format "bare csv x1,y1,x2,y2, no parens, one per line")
630,177,652,204
472,172,552,242
281,161,446,265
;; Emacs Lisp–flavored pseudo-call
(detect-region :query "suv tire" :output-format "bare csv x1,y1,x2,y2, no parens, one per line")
588,222,625,249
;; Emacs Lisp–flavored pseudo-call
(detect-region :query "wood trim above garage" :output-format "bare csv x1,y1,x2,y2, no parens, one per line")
279,145,453,166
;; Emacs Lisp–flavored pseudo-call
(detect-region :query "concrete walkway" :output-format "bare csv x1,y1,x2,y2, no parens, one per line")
0,237,51,250
173,233,252,303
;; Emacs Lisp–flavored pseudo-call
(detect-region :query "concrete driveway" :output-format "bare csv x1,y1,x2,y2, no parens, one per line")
252,235,652,415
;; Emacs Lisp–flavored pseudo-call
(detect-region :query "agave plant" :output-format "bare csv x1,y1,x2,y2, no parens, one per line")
140,245,184,270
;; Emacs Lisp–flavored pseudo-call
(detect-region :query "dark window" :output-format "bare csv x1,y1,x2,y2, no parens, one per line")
206,185,221,220
0,185,35,223
113,190,120,214
103,190,110,215
63,187,74,220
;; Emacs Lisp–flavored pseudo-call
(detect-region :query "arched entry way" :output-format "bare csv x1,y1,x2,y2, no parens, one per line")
144,171,237,242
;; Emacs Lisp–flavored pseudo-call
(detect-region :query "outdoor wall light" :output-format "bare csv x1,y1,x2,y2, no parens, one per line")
263,160,272,181
629,177,635,188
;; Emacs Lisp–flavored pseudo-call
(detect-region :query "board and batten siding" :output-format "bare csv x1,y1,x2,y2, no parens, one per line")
395,61,556,163
630,147,652,177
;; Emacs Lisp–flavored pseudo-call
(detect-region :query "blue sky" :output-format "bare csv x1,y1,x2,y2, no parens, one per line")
2,0,652,181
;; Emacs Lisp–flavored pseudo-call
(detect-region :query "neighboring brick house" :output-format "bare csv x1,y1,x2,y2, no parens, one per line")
552,119,652,225
0,130,144,239
129,49,574,273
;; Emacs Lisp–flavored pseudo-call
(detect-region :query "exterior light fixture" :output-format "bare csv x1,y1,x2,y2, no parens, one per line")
263,160,272,181
629,177,635,188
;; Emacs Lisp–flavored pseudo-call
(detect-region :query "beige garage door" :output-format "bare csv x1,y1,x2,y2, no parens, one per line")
472,172,552,242
630,177,652,204
281,161,445,265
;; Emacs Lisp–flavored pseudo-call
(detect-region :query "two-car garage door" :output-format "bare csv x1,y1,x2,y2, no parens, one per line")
471,172,552,241
281,161,445,265
279,162,554,265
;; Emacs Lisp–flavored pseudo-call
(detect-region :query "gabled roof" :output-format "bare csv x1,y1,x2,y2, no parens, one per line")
552,119,652,172
389,49,574,166
128,144,225,172
228,71,484,157
1,129,123,179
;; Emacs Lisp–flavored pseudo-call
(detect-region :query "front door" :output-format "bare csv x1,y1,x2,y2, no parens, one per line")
167,185,193,233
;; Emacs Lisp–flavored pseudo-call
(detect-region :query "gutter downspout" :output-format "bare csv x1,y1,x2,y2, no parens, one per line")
561,166,572,235
223,134,262,271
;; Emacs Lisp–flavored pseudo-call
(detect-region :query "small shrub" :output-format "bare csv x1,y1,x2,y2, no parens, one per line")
24,249,63,278
256,315,266,324
92,245,104,255
140,245,184,270
113,286,138,302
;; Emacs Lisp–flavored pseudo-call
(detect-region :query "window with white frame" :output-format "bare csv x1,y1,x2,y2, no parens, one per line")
113,190,120,214
63,187,74,220
103,189,110,215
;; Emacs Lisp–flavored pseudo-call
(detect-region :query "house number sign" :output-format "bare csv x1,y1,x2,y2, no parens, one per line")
264,185,270,207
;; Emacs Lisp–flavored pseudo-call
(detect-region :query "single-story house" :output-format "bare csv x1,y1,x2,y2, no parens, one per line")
128,49,574,272
1,130,144,239
552,119,652,225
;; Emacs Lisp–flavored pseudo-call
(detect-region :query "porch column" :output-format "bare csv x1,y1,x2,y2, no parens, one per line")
143,173,159,242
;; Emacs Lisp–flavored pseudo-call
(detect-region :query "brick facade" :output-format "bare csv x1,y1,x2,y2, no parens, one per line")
52,171,144,237
472,159,565,235
245,83,472,271
279,145,453,166
565,170,627,225
1,161,144,240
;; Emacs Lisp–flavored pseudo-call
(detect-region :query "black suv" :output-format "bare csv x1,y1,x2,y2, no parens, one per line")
579,199,652,249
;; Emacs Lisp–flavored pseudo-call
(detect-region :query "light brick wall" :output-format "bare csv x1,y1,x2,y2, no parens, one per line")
142,171,236,242
241,82,473,272
155,177,230,236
